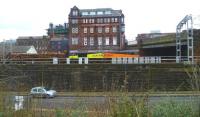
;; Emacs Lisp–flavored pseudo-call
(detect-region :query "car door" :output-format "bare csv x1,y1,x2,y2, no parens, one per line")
38,88,45,97
31,88,37,96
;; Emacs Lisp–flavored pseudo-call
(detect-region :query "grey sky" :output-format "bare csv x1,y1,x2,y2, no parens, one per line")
0,0,200,42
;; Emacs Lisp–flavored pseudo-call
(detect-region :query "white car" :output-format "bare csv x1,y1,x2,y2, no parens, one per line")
30,87,56,98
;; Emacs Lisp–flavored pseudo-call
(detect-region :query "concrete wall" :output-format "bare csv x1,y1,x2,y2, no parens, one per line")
0,64,191,92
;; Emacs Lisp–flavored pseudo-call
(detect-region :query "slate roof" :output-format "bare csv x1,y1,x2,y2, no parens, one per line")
0,45,35,54
80,8,123,17
12,46,34,53
70,6,123,17
17,36,47,40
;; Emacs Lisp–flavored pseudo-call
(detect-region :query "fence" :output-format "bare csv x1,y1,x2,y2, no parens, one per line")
0,56,200,64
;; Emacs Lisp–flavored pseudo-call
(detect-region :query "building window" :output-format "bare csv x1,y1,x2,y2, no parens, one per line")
113,37,117,45
84,27,87,33
104,18,107,23
84,37,87,46
91,19,95,23
72,28,78,33
83,19,88,23
90,27,94,33
111,18,115,23
105,11,111,14
89,19,94,23
98,37,102,45
105,27,109,33
72,10,78,16
72,37,78,45
97,18,103,23
90,12,96,15
97,11,103,15
107,18,110,23
115,18,118,22
104,18,110,23
105,37,109,45
112,26,117,33
121,17,124,23
98,27,102,33
82,12,88,16
72,19,78,24
90,37,94,46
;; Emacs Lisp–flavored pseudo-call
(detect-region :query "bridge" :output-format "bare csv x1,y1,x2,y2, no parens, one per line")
136,29,200,59
136,15,200,64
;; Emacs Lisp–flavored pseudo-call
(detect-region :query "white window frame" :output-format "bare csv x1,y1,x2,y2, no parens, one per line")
121,17,124,23
84,37,87,46
98,27,102,33
104,18,107,23
72,37,78,45
72,10,78,16
90,12,96,15
111,18,115,23
115,18,118,22
113,36,117,45
82,12,88,16
97,18,103,23
72,28,78,34
84,27,87,33
90,37,94,46
98,37,102,45
105,37,109,45
72,19,78,24
107,18,110,23
90,27,94,33
112,26,117,33
105,11,111,14
105,27,109,33
83,19,85,23
97,11,103,15
91,19,95,23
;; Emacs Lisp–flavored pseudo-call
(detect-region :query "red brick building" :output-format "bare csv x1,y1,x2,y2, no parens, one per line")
68,6,125,54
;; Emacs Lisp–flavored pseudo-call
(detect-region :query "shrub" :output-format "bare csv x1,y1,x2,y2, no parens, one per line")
152,99,198,117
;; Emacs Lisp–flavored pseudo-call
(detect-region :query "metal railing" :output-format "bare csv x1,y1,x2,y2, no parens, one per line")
0,56,200,65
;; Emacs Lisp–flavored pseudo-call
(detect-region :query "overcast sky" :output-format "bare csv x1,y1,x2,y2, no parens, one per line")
0,0,200,42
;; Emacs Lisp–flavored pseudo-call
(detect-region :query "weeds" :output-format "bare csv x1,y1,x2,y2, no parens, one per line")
152,99,198,117
185,65,200,91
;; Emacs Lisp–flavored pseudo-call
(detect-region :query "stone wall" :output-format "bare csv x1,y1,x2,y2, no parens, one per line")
0,64,191,92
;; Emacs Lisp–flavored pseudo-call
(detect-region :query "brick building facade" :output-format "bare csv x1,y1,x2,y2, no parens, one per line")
68,6,125,54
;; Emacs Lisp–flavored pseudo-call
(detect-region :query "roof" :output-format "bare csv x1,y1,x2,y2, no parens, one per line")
12,46,35,53
70,6,123,17
80,8,123,17
0,45,37,56
17,36,49,40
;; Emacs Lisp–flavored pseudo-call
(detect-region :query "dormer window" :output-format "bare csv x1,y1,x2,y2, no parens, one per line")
72,10,78,16
97,11,103,15
90,12,96,15
121,17,124,23
82,12,88,16
105,11,111,15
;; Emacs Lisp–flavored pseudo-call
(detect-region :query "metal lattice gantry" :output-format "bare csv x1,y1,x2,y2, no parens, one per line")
176,15,194,64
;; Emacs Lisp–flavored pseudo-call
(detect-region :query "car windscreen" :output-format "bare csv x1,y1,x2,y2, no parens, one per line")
44,87,50,91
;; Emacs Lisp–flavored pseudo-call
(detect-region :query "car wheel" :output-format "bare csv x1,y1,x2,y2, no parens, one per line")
46,94,51,98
